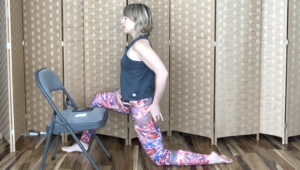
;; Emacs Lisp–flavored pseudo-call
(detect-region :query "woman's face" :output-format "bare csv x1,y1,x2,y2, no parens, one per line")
121,16,136,36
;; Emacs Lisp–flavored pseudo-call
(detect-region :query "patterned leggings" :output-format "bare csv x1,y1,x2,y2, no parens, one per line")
80,91,210,165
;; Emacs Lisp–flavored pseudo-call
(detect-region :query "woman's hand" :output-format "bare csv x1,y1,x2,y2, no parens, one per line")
146,104,164,122
116,89,129,108
132,40,168,123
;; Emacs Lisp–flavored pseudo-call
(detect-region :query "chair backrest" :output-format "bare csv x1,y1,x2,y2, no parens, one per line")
35,68,64,99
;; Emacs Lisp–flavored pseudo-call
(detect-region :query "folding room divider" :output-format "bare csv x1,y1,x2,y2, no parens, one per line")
1,0,300,152
0,0,26,152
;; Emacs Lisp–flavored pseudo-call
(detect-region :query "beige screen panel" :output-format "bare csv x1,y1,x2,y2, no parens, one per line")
63,0,85,108
260,0,287,141
215,1,261,142
23,0,63,132
10,0,26,151
286,0,300,142
127,0,170,142
170,0,215,141
84,0,128,141
0,0,11,144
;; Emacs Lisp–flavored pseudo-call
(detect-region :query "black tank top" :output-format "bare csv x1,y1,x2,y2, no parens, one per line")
120,36,155,100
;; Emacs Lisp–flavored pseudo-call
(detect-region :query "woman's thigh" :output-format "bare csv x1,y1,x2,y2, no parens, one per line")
130,98,166,162
90,91,130,114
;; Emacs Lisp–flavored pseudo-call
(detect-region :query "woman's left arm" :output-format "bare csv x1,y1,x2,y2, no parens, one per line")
133,40,168,122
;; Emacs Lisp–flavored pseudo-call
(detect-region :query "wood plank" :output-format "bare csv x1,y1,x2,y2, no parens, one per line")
74,152,92,170
264,149,294,170
184,135,197,152
234,135,257,153
274,150,300,169
263,135,287,150
291,136,300,142
258,135,278,149
170,165,190,170
215,164,230,170
237,136,287,170
2,133,300,170
111,138,127,170
0,150,26,169
59,152,80,169
98,135,115,166
0,146,10,161
19,163,30,170
191,135,213,154
138,142,154,170
23,144,48,170
124,144,134,170
0,139,9,154
234,135,279,170
7,150,33,170
224,138,245,156
44,153,67,170
217,139,244,170
291,142,300,150
170,132,183,145
246,136,295,170
235,156,251,170
133,145,141,170
242,153,269,170
254,146,287,170
34,134,48,150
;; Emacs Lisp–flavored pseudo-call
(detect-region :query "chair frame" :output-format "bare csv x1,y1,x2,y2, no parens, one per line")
35,68,111,170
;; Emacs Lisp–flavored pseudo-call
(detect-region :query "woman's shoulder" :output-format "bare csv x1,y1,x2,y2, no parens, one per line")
133,38,151,50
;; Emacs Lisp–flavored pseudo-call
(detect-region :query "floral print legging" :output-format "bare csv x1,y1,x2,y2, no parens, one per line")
80,91,210,165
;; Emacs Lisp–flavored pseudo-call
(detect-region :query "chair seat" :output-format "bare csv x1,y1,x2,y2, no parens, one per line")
46,108,108,134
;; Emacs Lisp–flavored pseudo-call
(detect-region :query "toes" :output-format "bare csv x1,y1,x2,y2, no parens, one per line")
219,155,233,163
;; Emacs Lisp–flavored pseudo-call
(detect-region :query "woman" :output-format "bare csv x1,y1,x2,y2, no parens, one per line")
62,3,232,166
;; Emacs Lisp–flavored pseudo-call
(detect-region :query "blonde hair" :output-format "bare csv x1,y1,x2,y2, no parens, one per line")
123,3,153,37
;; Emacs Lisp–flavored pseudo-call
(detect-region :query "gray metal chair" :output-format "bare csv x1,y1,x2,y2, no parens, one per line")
35,68,111,170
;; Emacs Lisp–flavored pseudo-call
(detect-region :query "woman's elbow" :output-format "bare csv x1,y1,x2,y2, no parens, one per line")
155,68,168,79
162,69,168,79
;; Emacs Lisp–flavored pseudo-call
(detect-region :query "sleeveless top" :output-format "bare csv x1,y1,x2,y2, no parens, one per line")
120,36,155,100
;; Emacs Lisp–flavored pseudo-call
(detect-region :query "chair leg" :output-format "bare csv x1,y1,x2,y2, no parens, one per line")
51,134,61,160
92,131,112,160
39,132,52,170
87,133,95,153
69,132,99,170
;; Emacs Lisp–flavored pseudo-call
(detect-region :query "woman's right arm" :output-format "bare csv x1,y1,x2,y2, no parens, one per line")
116,89,123,107
116,89,129,107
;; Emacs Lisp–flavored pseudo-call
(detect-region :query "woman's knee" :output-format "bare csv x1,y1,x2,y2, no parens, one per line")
91,92,108,107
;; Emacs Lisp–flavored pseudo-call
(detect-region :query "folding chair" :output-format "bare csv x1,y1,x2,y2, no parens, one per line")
35,68,112,170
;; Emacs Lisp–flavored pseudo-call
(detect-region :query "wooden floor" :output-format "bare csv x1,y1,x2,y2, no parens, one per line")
0,132,299,170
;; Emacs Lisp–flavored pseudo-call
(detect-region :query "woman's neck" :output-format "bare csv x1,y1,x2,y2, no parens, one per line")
130,32,140,39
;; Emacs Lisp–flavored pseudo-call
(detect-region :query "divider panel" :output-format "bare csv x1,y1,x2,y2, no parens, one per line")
9,0,26,151
127,0,170,143
83,0,128,142
286,0,300,143
170,0,215,142
260,0,287,142
23,0,63,132
0,0,11,145
215,0,262,143
63,0,85,108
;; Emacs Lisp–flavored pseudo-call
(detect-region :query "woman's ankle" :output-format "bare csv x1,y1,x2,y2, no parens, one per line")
80,141,89,150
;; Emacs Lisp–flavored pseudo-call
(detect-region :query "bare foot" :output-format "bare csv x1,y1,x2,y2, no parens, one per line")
61,141,89,153
207,151,233,164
